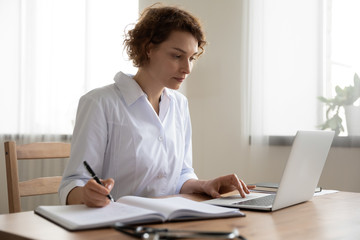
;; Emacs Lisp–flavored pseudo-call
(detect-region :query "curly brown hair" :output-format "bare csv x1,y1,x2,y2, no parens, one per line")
124,4,207,67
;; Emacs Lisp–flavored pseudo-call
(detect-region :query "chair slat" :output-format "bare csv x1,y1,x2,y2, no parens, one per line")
19,177,62,196
16,142,71,159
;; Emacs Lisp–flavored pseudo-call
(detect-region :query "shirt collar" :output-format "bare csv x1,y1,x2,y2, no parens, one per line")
161,87,173,102
114,71,145,106
114,71,175,106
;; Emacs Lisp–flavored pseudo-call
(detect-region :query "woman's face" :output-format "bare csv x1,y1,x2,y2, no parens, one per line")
145,31,199,90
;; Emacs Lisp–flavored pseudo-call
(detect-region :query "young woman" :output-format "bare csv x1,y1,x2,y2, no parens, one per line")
59,4,254,207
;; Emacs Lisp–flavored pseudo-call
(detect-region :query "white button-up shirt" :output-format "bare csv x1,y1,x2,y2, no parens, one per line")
59,72,198,204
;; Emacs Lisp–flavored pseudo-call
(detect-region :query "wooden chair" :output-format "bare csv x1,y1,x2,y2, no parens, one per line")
4,141,71,213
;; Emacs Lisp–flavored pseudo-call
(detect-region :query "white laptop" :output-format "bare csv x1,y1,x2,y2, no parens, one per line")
204,130,335,211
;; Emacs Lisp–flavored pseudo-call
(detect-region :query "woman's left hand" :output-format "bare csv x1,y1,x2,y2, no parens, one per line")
201,174,256,198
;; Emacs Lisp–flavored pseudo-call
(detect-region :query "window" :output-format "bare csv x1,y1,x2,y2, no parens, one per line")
0,0,138,136
247,0,360,143
323,0,360,136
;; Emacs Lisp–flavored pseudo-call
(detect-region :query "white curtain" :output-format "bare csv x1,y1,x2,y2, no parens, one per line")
326,0,360,137
246,0,360,146
247,0,324,145
1,0,138,136
0,0,138,212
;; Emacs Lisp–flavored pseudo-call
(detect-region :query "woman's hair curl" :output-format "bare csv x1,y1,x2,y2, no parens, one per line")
124,4,207,67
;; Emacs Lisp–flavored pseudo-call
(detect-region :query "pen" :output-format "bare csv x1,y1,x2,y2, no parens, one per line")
83,161,115,202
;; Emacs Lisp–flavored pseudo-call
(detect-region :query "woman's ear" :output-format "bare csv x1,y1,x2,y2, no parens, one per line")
146,43,155,59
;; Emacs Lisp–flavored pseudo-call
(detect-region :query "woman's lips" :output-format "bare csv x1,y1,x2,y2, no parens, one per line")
174,77,185,82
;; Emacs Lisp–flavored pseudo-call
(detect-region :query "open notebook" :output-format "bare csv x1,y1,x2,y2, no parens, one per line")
35,196,244,231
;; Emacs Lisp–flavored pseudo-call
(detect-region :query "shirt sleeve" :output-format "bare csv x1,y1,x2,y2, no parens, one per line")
59,93,108,204
175,98,198,194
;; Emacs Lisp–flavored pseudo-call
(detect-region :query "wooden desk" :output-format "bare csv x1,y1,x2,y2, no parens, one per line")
0,192,359,240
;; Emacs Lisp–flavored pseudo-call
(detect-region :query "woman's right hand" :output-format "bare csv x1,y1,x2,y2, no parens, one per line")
67,178,114,207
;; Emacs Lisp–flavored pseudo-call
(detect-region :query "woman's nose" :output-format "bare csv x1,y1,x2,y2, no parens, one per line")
181,59,191,74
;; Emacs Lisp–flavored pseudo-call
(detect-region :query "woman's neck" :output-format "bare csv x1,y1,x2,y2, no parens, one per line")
133,69,163,115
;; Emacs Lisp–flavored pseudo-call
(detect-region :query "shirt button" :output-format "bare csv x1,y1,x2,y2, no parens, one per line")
158,136,163,141
157,173,166,179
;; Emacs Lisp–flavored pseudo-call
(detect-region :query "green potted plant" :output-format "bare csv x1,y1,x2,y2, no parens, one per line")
318,73,360,135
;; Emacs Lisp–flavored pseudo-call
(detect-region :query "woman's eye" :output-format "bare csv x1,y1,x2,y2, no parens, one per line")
171,53,196,62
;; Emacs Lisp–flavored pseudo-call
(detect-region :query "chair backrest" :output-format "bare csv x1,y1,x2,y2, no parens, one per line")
4,141,71,213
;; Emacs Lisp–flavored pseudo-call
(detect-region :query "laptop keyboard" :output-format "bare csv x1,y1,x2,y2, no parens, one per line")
232,194,276,206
